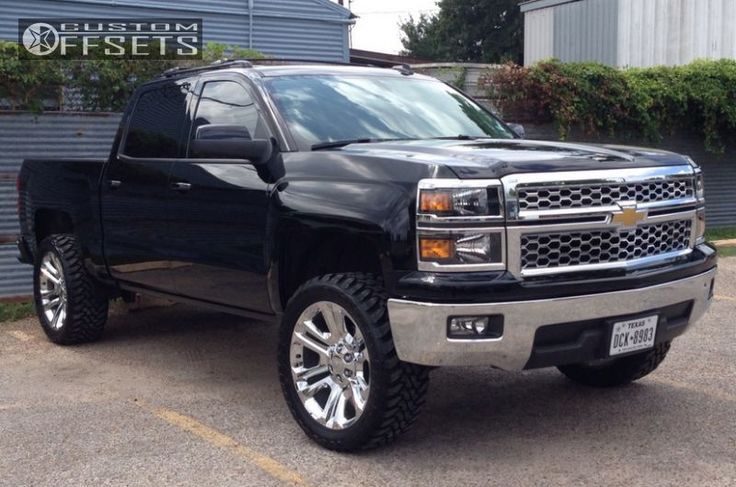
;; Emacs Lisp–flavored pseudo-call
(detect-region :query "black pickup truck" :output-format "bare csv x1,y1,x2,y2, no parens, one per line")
17,60,717,451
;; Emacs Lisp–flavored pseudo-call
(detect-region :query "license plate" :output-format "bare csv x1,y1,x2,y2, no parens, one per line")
609,315,658,357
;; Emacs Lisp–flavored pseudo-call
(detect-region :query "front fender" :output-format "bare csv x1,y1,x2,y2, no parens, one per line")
266,179,417,312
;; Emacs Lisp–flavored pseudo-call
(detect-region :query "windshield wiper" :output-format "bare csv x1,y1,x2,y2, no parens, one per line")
311,136,491,150
311,138,414,151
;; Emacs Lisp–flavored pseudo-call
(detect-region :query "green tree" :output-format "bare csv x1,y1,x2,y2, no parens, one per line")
400,0,524,63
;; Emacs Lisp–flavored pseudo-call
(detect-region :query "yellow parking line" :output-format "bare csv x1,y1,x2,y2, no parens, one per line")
714,295,736,302
135,401,310,487
6,330,34,342
650,377,735,403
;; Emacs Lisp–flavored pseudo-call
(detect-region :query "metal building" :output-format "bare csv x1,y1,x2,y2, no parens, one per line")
0,0,353,61
521,0,736,67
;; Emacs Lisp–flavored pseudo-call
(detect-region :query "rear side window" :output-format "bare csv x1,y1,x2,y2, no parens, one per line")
191,81,269,140
123,80,192,158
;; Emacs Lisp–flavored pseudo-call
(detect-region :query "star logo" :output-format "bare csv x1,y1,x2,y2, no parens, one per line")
22,23,59,56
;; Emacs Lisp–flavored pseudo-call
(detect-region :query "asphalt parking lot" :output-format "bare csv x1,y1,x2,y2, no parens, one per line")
1,259,734,487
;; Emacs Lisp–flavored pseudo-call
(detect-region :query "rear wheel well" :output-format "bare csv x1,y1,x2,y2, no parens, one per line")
280,232,383,309
34,209,74,247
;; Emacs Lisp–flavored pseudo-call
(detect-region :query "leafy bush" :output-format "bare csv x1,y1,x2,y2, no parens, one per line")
0,41,65,111
483,59,736,153
0,41,264,112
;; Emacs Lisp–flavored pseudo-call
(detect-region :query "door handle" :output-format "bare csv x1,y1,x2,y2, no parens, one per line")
170,181,192,192
108,179,122,189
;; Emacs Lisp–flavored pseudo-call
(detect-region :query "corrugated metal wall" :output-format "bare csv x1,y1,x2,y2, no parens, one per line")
617,0,736,67
0,177,20,239
0,0,351,62
553,0,618,65
524,8,554,65
524,0,736,67
252,16,347,61
699,160,736,228
0,244,31,299
0,113,122,173
0,112,122,299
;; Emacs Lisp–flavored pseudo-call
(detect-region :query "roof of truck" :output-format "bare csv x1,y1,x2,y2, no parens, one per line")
159,60,434,81
251,64,429,78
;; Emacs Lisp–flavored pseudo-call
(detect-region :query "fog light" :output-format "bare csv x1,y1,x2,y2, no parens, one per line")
448,315,504,339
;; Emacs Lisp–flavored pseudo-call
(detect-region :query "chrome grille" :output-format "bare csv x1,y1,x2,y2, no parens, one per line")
517,178,694,211
521,220,692,271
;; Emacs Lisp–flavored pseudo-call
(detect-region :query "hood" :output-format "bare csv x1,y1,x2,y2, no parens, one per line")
338,139,693,179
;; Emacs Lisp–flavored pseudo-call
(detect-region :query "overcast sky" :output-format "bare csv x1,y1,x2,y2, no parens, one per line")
339,0,440,54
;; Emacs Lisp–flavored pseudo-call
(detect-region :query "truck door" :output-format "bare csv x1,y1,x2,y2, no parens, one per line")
166,76,272,312
101,78,194,291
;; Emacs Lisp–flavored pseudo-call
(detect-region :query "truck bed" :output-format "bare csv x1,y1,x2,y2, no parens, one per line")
18,158,108,261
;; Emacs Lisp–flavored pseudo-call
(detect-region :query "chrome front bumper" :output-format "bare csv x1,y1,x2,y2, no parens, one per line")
387,268,717,369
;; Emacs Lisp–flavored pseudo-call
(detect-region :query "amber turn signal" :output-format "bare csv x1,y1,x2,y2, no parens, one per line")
419,191,452,213
420,238,454,261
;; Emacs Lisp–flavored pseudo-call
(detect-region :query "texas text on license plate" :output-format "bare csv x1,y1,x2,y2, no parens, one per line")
609,315,658,357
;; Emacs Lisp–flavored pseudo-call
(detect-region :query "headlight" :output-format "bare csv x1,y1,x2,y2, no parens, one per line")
418,185,503,219
418,231,504,267
416,179,506,272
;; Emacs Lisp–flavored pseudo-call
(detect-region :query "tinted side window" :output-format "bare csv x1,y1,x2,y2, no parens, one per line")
123,80,191,158
192,81,268,140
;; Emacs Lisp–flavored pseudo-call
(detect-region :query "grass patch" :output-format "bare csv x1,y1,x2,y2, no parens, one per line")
0,301,35,323
717,246,736,258
706,226,736,241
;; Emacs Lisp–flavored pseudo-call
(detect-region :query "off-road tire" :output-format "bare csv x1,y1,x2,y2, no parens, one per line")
557,342,671,388
34,234,108,344
278,273,430,451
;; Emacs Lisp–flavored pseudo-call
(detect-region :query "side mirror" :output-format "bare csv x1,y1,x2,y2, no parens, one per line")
189,138,274,165
195,124,251,140
508,123,525,139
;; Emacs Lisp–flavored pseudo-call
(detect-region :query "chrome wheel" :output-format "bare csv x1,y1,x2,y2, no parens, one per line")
290,301,370,430
38,252,67,330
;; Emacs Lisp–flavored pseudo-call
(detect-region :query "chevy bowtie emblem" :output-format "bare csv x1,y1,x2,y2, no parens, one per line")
611,203,647,228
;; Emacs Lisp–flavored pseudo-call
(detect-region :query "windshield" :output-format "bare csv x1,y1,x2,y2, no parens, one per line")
264,75,515,150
